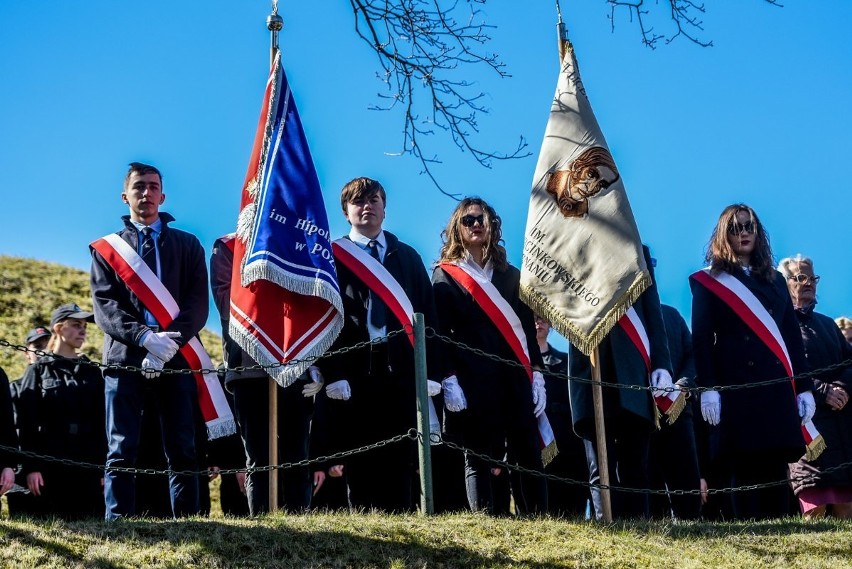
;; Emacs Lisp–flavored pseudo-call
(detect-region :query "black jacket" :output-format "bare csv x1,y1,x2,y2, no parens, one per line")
569,246,672,436
690,268,811,461
789,307,852,492
90,213,209,369
661,304,696,417
0,368,19,471
15,355,105,473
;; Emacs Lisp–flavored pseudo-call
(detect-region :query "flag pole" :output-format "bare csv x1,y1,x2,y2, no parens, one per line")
265,3,284,514
590,347,613,522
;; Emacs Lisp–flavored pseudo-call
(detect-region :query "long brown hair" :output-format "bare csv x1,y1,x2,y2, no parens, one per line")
439,197,508,271
705,203,775,282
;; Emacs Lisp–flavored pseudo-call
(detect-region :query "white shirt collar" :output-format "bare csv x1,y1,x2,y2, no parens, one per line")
349,228,386,251
463,251,493,281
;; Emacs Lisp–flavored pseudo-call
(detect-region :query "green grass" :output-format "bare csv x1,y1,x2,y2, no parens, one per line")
0,254,223,380
0,512,850,568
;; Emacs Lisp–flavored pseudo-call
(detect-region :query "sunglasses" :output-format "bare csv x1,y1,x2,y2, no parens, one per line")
788,274,820,285
461,214,485,227
727,221,756,235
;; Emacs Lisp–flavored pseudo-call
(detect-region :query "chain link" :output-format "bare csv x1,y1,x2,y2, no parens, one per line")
427,328,852,395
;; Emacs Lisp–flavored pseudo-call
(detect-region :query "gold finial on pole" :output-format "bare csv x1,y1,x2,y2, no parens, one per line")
267,0,284,65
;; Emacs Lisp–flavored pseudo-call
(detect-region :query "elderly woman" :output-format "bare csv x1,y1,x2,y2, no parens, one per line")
690,204,814,519
431,197,548,515
780,255,852,518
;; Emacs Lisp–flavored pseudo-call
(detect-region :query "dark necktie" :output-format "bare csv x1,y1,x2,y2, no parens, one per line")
367,240,386,330
141,227,158,276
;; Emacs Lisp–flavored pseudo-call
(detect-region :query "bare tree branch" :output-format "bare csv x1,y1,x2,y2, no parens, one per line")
350,0,529,199
607,0,783,49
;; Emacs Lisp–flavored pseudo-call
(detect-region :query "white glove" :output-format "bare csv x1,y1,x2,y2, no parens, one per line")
797,391,816,424
302,366,324,397
141,353,165,379
142,331,181,362
650,368,674,399
441,375,467,412
426,380,442,397
532,370,547,417
700,390,721,426
325,379,351,401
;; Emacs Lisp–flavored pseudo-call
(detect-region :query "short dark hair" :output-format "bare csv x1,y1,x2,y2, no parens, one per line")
340,177,386,213
124,162,162,191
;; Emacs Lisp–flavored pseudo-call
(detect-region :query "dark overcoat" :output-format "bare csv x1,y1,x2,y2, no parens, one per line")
568,248,672,438
690,268,812,461
789,307,852,492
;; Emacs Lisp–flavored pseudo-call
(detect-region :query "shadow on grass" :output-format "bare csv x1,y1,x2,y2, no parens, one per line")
0,516,568,569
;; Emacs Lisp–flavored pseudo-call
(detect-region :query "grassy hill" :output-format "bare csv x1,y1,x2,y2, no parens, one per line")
0,255,222,380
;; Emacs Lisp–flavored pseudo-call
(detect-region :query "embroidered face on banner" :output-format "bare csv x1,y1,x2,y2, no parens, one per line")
544,146,620,218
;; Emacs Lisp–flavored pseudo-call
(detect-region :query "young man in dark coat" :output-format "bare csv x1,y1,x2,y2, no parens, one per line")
90,162,208,519
316,177,441,513
569,245,673,520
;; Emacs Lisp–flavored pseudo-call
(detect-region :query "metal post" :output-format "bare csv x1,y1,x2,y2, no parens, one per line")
266,4,284,513
591,347,613,522
413,313,434,515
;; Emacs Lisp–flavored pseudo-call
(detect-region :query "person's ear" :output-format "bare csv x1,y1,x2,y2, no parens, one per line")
121,192,129,204
159,193,166,205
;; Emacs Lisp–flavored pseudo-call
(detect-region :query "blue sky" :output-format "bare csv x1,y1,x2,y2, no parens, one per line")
1,2,850,350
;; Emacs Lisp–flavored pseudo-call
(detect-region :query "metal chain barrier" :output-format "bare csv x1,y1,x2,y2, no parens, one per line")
0,431,417,479
425,327,852,395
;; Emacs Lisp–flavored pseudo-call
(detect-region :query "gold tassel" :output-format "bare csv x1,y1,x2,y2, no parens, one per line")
663,391,687,425
541,440,559,467
805,434,827,461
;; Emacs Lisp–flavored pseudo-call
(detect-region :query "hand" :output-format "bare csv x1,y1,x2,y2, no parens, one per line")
208,466,220,481
326,379,351,401
302,366,325,397
441,375,467,412
826,385,848,411
700,478,708,505
142,330,182,362
236,471,247,495
26,471,44,496
0,468,14,496
312,470,326,496
141,353,165,379
797,391,816,424
328,464,345,478
426,380,442,397
531,370,547,417
700,390,721,426
650,369,674,398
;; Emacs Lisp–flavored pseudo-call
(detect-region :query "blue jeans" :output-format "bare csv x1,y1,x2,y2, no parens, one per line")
104,370,199,519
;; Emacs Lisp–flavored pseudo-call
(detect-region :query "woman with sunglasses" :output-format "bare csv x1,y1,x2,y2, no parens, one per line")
15,303,106,519
780,255,852,518
431,197,548,515
689,204,814,519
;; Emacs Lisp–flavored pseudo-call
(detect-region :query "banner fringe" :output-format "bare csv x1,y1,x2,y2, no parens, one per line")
520,270,651,356
242,260,344,315
805,434,826,461
541,440,559,467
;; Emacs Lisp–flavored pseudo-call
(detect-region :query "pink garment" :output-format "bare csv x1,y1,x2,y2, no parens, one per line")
798,487,852,514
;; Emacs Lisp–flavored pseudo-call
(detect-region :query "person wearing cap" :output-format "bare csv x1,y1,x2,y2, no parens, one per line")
15,303,106,519
23,327,52,366
90,162,208,519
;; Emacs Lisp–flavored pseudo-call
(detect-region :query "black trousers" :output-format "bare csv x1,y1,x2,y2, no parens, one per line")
648,412,702,520
584,412,651,520
231,377,313,515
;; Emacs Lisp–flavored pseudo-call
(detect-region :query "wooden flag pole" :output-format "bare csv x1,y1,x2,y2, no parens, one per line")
590,346,613,522
266,5,284,514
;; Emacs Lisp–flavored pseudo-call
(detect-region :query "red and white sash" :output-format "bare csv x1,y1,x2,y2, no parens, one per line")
91,233,236,440
618,307,686,423
332,238,415,345
691,268,825,459
439,260,558,465
331,238,441,436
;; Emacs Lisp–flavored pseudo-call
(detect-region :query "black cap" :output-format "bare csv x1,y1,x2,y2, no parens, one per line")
25,327,52,345
50,303,95,327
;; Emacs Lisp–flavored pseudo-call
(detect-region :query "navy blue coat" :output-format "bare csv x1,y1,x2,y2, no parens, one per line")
690,268,811,461
90,214,209,370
